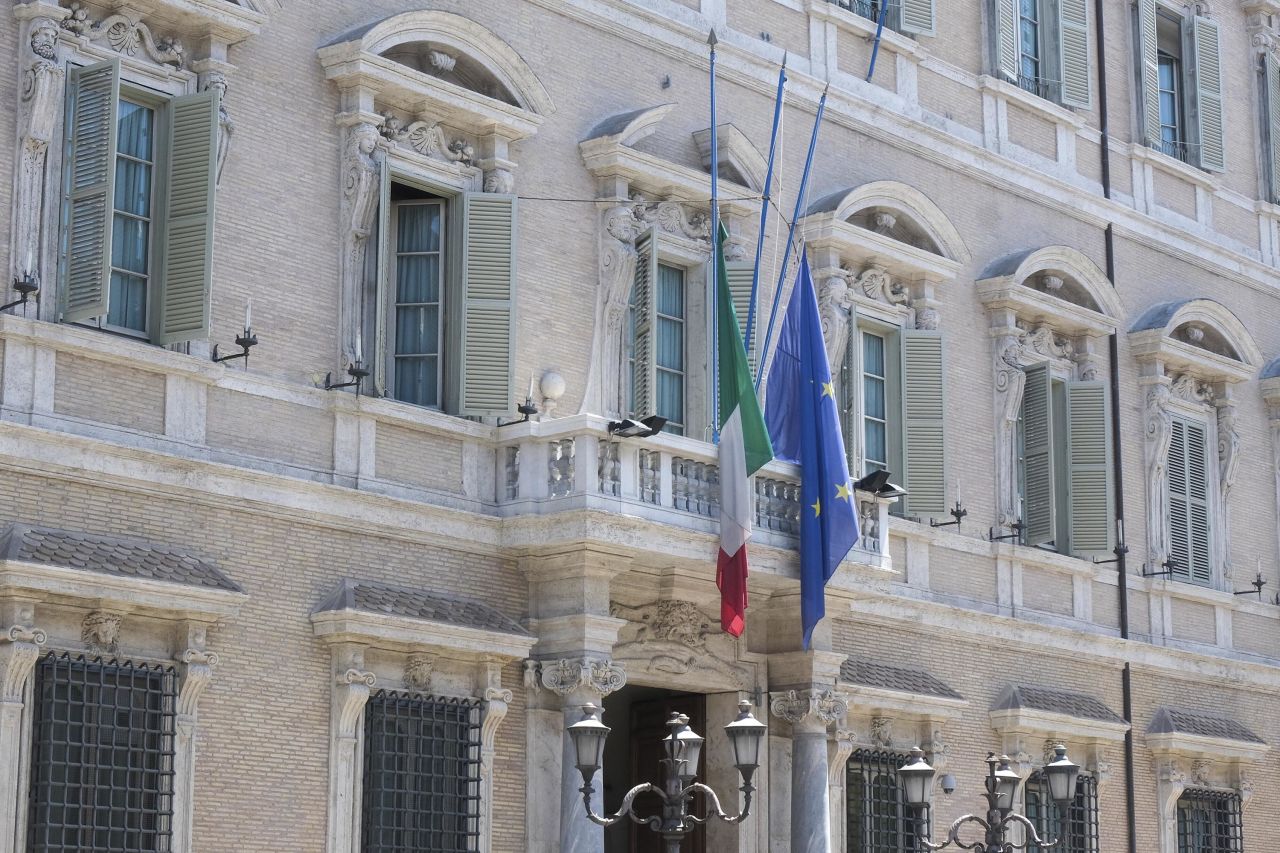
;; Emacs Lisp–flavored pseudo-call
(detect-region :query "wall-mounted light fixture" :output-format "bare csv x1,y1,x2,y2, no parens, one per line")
608,415,667,438
214,298,259,366
325,362,369,394
497,396,539,428
988,519,1024,543
1,271,38,313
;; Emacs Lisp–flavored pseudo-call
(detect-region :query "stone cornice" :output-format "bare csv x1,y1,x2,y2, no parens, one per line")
1128,332,1255,384
1146,731,1269,763
0,559,245,621
989,707,1129,743
799,216,961,283
977,279,1116,339
310,609,536,660
839,683,968,720
579,137,757,219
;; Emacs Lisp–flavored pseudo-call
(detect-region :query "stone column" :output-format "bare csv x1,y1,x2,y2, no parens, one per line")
770,689,848,853
0,600,45,853
525,657,626,853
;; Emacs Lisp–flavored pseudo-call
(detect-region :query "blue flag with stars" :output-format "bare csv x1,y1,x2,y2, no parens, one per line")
764,251,859,649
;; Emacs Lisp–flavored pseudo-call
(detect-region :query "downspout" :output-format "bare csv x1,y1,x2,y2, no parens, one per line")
1093,2,1139,853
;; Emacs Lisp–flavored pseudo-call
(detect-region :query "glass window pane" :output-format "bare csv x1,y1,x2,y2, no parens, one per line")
657,265,684,317
396,255,441,304
394,356,438,407
864,420,887,467
397,204,441,253
656,370,684,428
862,333,885,376
111,215,149,274
116,101,153,161
113,158,152,218
864,376,886,421
395,305,439,356
107,273,147,332
656,316,684,370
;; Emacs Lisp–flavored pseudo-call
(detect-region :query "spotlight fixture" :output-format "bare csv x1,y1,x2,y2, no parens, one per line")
1,270,39,312
607,414,667,438
853,470,891,494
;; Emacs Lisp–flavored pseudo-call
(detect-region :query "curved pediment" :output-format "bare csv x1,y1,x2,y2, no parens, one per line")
977,246,1123,335
1130,299,1260,367
806,181,970,263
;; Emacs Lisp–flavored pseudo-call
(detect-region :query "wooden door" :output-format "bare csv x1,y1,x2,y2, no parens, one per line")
628,693,707,853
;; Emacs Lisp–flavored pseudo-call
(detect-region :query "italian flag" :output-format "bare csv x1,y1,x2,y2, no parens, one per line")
715,229,774,636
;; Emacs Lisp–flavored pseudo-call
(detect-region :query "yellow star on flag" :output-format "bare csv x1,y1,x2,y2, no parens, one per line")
821,381,836,399
811,497,821,517
835,482,852,501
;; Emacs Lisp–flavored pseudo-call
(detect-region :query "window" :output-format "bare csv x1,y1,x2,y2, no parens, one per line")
61,60,218,344
991,0,1092,107
654,263,686,435
1259,50,1280,204
27,653,177,853
1018,0,1046,96
1026,771,1098,853
390,194,445,407
362,690,482,853
1176,790,1242,853
843,327,900,479
829,0,936,35
629,230,698,437
846,749,925,852
1167,415,1212,585
1135,2,1224,171
1015,364,1111,556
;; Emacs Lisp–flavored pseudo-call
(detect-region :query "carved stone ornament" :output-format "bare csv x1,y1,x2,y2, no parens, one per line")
1218,402,1240,578
15,16,64,285
769,689,848,726
610,600,712,649
632,195,711,242
830,729,856,784
523,657,627,699
403,653,434,692
994,333,1030,526
818,273,855,371
592,201,646,416
1191,759,1214,787
1144,383,1174,567
380,115,475,166
1171,373,1213,404
177,648,219,718
335,667,377,738
484,168,514,194
204,73,234,187
81,611,122,656
1018,320,1074,360
0,621,48,703
870,716,894,748
338,122,386,366
927,728,951,772
60,4,184,67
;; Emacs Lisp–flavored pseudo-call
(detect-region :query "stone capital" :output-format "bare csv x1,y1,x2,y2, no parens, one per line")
770,689,848,730
177,648,219,718
523,657,626,701
0,608,47,704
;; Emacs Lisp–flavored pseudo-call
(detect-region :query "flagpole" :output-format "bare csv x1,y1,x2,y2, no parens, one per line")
755,82,829,391
708,28,721,435
743,54,787,356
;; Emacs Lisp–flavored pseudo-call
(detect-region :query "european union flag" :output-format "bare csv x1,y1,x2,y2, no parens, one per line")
765,251,859,649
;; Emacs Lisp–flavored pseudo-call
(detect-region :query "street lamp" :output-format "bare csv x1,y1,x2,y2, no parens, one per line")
898,745,1080,851
567,700,766,853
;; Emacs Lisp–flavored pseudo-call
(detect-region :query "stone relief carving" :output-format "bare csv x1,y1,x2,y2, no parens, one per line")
632,196,711,242
403,653,434,692
610,600,712,648
484,168,514,194
0,620,47,703
926,728,951,772
338,122,386,366
177,648,218,718
1145,383,1174,569
1218,402,1240,579
592,201,646,416
818,273,855,371
81,611,122,656
994,333,1029,526
380,115,475,166
870,716,894,748
1171,372,1212,403
14,17,63,289
204,72,234,187
523,657,627,698
769,689,848,725
61,4,184,66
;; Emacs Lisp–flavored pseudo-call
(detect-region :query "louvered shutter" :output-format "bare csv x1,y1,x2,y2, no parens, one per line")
62,60,120,323
900,0,935,36
724,261,756,371
1066,381,1111,556
990,0,1020,82
1167,417,1212,585
1191,16,1225,171
373,158,391,397
458,192,516,416
1021,364,1056,547
1135,0,1161,148
157,90,218,344
1167,419,1191,581
1264,52,1280,202
1058,0,1092,108
900,330,946,518
631,228,658,418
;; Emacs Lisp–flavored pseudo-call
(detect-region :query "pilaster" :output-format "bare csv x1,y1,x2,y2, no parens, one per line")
0,599,45,853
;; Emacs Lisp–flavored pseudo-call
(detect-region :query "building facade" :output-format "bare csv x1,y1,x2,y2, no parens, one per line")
2,0,1280,851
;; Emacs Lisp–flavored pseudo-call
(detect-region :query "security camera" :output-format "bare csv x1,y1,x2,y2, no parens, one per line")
940,774,957,795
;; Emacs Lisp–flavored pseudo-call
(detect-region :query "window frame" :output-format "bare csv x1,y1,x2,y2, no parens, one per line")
845,748,927,853
1016,363,1073,550
653,260,689,436
1175,789,1243,853
387,196,447,410
841,317,904,484
1155,6,1188,162
1025,770,1099,853
1164,408,1216,587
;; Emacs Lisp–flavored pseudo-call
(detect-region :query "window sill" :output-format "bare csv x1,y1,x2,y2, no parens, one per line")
806,0,926,61
976,75,1085,130
1129,142,1222,192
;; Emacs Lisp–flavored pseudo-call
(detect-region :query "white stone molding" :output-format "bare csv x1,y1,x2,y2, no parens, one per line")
202,70,234,186
1216,400,1240,579
1259,369,1280,575
11,14,63,295
478,683,513,853
609,598,760,692
59,0,264,49
801,182,971,264
60,5,185,66
524,657,627,698
80,610,122,656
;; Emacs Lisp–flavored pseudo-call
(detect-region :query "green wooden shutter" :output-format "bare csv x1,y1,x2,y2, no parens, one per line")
1264,53,1280,203
724,260,756,371
1134,0,1161,148
1058,0,1092,108
900,0,935,36
900,330,946,518
458,192,516,416
1167,418,1212,584
1021,364,1056,547
62,60,120,323
990,0,1019,82
1065,381,1111,556
157,90,218,345
373,158,391,396
631,228,658,418
1191,16,1225,171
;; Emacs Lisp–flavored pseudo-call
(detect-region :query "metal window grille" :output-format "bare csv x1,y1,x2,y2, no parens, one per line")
846,749,926,853
27,653,176,853
1025,772,1099,853
1177,790,1243,853
361,690,482,853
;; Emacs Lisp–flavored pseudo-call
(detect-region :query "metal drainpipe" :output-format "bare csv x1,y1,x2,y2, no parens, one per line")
1093,2,1139,852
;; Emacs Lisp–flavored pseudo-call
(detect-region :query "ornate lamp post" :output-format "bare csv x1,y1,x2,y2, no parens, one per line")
899,744,1081,851
566,700,766,853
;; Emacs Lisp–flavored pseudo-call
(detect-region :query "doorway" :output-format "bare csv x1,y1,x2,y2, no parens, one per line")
602,685,707,853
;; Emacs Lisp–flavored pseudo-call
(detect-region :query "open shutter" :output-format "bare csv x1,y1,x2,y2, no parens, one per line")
157,89,218,345
990,0,1019,82
1184,420,1212,584
1167,419,1191,581
458,192,516,416
1191,16,1225,171
373,158,391,396
1065,381,1111,556
1134,0,1161,148
630,228,658,418
1263,52,1280,202
724,261,756,371
62,60,119,323
1059,0,1092,108
900,330,946,518
900,0,935,36
1021,364,1056,547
